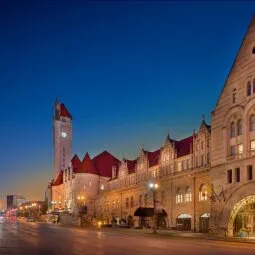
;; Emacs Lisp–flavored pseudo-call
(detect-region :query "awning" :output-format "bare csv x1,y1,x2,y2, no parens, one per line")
134,207,167,217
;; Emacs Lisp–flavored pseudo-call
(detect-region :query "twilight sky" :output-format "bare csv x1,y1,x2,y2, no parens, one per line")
0,1,254,208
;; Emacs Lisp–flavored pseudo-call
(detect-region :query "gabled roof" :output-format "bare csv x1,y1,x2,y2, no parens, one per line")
78,153,98,175
60,103,72,119
216,15,255,107
175,136,193,158
71,154,81,173
199,120,211,133
92,151,120,177
147,149,160,167
52,171,63,186
126,159,137,174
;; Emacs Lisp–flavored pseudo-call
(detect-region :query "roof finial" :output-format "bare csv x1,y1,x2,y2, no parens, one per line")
202,113,205,121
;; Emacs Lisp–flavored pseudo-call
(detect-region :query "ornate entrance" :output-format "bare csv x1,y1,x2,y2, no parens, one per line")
228,195,255,237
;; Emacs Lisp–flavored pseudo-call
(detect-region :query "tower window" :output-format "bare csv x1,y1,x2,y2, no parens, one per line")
230,122,236,137
252,46,255,55
232,88,236,103
247,81,252,96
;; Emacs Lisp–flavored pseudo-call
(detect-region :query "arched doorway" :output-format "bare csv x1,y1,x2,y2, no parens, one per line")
228,196,255,237
199,213,210,233
176,214,191,231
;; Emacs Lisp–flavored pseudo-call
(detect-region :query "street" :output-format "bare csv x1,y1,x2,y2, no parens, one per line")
1,220,255,255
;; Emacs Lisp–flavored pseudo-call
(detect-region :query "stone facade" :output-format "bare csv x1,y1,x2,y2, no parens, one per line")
210,15,255,237
50,15,255,236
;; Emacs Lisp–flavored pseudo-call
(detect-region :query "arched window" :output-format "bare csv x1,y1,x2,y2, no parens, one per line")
126,198,129,209
199,184,208,201
230,122,235,138
250,115,255,131
185,186,192,202
130,196,134,208
253,79,255,94
237,119,242,136
144,194,148,206
247,81,252,96
176,188,183,204
161,190,166,206
252,47,255,55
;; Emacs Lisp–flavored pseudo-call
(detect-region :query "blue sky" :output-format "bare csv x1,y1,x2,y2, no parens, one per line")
0,1,254,206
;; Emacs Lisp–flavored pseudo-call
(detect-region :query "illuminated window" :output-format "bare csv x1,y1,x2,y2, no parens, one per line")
238,144,243,155
199,184,208,201
176,188,183,204
185,186,192,202
251,140,255,151
178,162,182,171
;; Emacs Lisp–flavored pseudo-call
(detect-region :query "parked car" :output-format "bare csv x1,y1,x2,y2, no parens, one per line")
26,217,34,222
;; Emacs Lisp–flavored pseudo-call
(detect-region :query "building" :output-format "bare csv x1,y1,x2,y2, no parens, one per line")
6,195,27,210
50,15,255,236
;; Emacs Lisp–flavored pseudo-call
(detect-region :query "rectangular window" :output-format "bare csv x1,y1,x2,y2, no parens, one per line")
238,144,243,155
235,168,240,182
230,145,235,156
196,156,198,167
251,140,255,151
201,141,204,150
232,89,236,104
247,165,253,180
207,152,210,164
187,159,190,169
178,162,182,171
185,193,192,202
227,169,232,184
176,194,183,204
201,155,204,166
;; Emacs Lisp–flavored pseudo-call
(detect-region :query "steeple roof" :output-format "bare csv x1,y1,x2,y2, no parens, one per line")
60,103,72,119
79,153,98,174
71,154,81,173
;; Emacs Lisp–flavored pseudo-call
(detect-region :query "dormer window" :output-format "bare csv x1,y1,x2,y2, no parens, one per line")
112,166,116,179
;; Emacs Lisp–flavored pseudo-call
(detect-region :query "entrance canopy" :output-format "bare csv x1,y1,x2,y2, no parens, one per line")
134,207,167,217
177,214,192,219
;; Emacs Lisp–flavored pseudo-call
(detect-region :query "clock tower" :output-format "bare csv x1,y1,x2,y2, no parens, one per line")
53,98,72,178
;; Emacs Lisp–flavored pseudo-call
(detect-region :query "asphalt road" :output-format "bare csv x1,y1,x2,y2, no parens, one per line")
1,220,255,255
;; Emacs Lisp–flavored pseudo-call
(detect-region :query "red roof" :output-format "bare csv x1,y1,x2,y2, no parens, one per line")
60,103,72,119
175,136,193,158
78,153,98,174
71,154,81,173
126,159,137,174
147,149,160,167
92,151,120,177
52,170,63,186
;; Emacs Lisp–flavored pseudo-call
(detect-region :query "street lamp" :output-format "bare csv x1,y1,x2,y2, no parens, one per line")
149,182,159,234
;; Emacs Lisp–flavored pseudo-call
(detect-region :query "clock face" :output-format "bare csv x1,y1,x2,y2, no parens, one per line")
61,132,67,138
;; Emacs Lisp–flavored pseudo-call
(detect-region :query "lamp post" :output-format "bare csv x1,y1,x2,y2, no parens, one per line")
77,196,85,227
149,182,159,234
